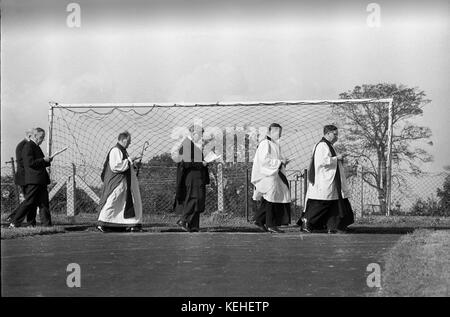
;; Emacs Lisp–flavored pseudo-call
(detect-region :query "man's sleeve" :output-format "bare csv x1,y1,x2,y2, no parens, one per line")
315,142,337,168
258,141,282,176
15,143,23,162
23,143,49,169
109,148,131,172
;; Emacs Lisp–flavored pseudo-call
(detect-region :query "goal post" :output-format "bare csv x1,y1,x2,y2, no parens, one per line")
47,98,393,219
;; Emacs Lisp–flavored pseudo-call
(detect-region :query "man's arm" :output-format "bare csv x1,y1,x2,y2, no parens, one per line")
259,141,282,176
315,143,338,168
22,142,51,169
15,141,25,165
109,148,131,173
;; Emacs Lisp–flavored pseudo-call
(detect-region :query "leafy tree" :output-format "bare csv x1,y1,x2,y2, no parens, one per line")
334,84,433,214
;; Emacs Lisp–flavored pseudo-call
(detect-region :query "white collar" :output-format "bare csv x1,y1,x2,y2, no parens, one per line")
187,135,203,148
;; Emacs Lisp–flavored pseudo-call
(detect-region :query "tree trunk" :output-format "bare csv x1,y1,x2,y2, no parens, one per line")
377,150,388,214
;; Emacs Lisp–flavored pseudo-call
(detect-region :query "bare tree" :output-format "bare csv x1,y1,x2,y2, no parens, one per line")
333,84,433,213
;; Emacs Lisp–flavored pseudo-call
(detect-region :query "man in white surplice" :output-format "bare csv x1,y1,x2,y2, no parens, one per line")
297,125,354,233
97,131,143,232
251,123,291,233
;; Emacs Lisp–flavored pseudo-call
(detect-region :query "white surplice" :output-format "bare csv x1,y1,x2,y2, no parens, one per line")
98,148,143,225
251,139,291,203
305,142,350,201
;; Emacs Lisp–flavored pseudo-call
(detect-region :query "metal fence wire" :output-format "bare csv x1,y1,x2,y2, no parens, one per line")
2,101,448,220
2,159,448,220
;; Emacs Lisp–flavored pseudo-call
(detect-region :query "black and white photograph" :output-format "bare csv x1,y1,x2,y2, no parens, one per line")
1,0,449,304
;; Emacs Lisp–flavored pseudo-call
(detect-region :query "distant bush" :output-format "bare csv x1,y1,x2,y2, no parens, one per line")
410,197,448,216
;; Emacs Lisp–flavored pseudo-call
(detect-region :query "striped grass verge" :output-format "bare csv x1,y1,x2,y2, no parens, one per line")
1,226,66,240
379,229,450,296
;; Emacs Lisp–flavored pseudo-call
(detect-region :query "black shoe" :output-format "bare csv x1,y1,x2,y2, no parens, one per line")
177,220,189,232
327,229,337,234
255,223,268,232
130,226,143,232
189,227,199,232
301,218,312,233
267,226,284,233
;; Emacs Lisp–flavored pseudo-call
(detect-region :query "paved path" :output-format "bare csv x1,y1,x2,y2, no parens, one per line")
1,231,399,296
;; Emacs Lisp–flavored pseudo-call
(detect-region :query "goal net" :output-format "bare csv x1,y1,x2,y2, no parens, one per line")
47,99,393,219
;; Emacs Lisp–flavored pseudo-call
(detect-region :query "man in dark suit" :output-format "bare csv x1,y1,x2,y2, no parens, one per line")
9,128,53,227
6,129,36,224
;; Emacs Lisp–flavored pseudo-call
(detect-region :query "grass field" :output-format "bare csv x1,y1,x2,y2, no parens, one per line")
380,229,450,297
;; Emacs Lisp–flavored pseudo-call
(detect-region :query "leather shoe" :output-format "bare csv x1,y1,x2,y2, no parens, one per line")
176,220,189,232
301,218,312,233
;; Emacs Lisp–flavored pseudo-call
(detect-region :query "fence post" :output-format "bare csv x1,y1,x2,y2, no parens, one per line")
8,157,21,206
360,165,364,218
294,174,298,215
47,103,55,180
67,163,76,222
217,163,224,213
386,99,394,216
245,167,249,222
303,169,308,202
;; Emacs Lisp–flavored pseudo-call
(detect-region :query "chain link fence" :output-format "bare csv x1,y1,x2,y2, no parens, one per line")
3,158,449,221
359,167,449,217
1,165,20,216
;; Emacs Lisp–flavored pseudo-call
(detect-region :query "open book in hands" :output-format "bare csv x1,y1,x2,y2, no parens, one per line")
50,147,68,159
204,151,222,163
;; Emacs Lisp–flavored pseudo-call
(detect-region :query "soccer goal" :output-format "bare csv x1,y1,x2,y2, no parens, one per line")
46,99,394,219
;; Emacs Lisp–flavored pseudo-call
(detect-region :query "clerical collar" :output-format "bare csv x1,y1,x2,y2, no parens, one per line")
321,137,334,147
266,136,279,144
187,135,203,148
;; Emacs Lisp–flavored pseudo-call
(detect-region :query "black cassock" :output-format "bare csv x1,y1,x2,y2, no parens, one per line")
297,138,354,231
173,138,210,230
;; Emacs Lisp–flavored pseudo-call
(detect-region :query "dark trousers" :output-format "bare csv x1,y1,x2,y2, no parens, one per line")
11,184,51,226
179,188,205,229
179,170,206,230
7,186,37,225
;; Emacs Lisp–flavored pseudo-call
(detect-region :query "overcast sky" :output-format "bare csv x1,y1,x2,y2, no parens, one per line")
1,0,449,172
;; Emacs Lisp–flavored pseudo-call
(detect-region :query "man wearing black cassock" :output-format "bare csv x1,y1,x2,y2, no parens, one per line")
9,128,53,227
297,125,354,233
172,125,210,232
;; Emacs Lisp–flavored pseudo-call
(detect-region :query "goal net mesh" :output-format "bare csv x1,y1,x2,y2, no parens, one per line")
48,100,390,219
